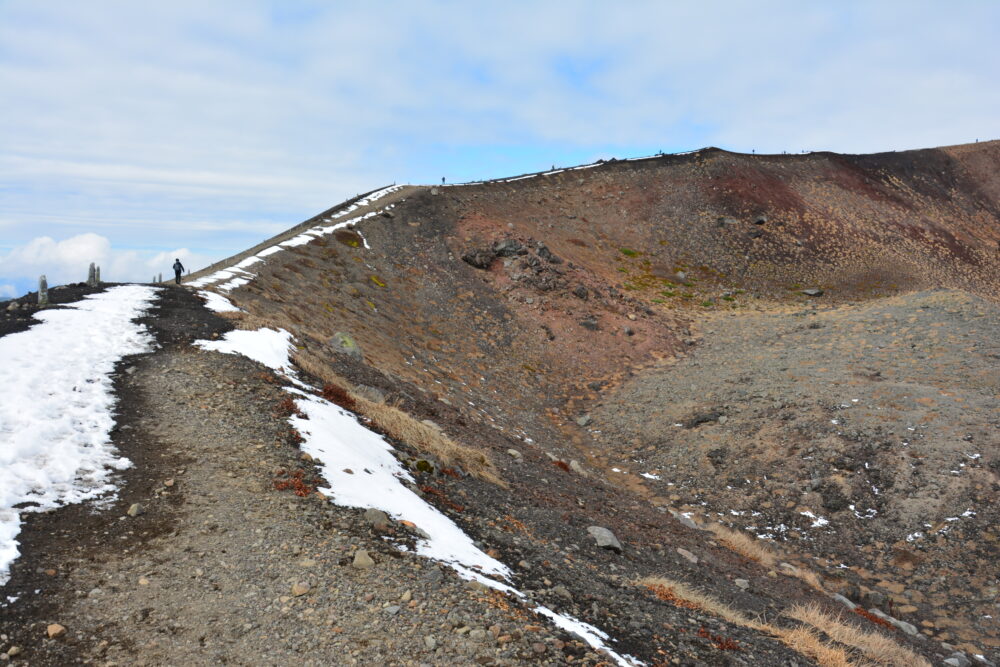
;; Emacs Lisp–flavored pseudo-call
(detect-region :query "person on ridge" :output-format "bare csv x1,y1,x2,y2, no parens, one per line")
172,258,185,285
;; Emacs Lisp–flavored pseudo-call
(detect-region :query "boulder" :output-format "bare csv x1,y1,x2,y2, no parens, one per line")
587,526,622,553
801,289,824,297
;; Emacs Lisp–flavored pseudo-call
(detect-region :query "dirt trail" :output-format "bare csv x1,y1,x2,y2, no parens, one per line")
0,288,609,666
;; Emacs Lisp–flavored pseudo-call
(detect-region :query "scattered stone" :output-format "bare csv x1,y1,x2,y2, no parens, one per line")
462,249,495,270
424,636,437,650
6,647,21,657
587,526,622,553
579,317,599,331
734,579,750,591
384,605,401,615
291,582,310,597
506,449,522,459
569,460,588,476
352,550,375,570
363,508,391,531
801,289,824,297
576,414,592,427
493,239,526,257
126,503,143,517
753,214,768,225
676,548,698,564
5,303,18,312
536,243,561,263
46,624,66,639
572,285,589,299
944,653,972,667
330,332,363,360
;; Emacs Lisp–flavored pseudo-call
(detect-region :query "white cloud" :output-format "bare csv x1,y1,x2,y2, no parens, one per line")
0,285,15,299
0,234,215,288
0,1,997,266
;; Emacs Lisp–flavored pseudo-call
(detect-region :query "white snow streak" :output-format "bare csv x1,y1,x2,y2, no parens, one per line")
194,325,641,666
0,285,158,584
188,186,402,289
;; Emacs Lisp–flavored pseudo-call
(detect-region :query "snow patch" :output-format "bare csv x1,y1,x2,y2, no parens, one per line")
0,285,158,585
193,324,641,666
198,291,241,313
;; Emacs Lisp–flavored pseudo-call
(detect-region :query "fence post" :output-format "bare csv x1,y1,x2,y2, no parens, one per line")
38,275,49,306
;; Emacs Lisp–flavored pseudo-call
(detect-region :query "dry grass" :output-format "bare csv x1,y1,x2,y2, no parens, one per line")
293,349,504,486
787,604,930,667
707,522,778,567
637,577,764,630
777,626,854,667
635,577,929,667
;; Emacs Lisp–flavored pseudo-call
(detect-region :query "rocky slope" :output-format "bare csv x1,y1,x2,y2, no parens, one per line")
3,141,998,665
184,141,1000,664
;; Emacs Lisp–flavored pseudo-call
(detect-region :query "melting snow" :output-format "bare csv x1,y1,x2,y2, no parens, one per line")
198,290,242,313
0,285,158,585
640,472,660,480
193,325,641,666
799,511,830,528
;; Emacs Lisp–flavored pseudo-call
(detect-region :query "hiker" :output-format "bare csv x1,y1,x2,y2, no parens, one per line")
172,258,185,285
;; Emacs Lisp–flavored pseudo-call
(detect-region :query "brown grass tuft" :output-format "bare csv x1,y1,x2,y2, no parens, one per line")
787,603,930,667
777,626,853,667
637,577,763,630
292,349,504,486
635,577,928,666
707,523,778,567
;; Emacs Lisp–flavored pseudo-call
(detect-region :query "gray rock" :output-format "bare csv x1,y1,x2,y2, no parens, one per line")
551,585,572,600
569,460,588,476
945,653,971,667
572,285,589,299
669,510,701,530
579,317,599,331
126,503,143,517
493,239,526,257
676,548,698,564
363,508,390,531
424,636,437,650
867,608,918,636
734,578,750,591
384,605,401,616
536,243,561,264
6,302,18,311
830,593,857,610
754,214,768,225
801,289,824,297
461,249,495,270
576,414,592,427
352,549,375,570
587,526,622,553
506,449,522,459
330,332,363,360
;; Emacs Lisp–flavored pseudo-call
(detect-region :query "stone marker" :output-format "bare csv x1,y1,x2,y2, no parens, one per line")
38,275,48,306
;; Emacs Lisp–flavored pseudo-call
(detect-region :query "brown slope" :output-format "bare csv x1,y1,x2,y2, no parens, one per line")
194,140,1000,665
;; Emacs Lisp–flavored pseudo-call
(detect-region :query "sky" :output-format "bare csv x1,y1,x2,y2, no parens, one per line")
2,1,999,298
